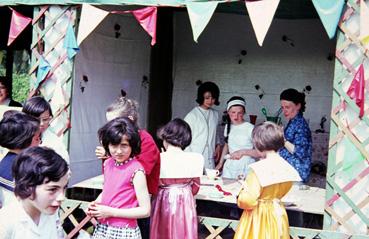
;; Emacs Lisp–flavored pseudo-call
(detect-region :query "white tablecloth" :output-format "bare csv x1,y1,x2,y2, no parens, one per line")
72,175,325,215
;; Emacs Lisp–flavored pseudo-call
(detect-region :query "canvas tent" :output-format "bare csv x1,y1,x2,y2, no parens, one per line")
0,0,369,237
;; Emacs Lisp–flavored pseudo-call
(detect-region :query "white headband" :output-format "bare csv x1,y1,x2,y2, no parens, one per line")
227,99,246,111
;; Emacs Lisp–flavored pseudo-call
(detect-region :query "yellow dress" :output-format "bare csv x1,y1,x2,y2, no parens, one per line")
234,170,293,239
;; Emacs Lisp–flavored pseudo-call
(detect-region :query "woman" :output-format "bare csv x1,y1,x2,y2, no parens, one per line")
215,96,261,179
150,118,203,239
279,88,312,183
184,81,221,169
0,77,22,107
22,96,70,163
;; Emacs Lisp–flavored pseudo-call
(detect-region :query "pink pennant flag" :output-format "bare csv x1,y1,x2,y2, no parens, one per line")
347,64,366,118
7,8,32,46
131,7,157,45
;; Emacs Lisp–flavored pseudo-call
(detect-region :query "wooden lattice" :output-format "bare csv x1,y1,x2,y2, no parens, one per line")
29,5,77,153
324,0,369,236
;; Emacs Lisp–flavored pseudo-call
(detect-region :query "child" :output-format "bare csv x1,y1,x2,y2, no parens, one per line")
0,146,70,238
150,118,204,239
0,111,41,207
184,81,222,169
215,96,262,179
88,117,151,239
234,122,301,239
22,96,70,163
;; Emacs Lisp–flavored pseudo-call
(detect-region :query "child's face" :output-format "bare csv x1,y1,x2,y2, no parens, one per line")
31,129,42,147
29,173,69,215
39,111,52,133
201,91,215,109
109,135,132,162
228,106,245,125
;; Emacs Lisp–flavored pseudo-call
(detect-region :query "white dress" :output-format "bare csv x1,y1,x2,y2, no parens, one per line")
222,122,255,179
184,106,219,169
41,129,70,164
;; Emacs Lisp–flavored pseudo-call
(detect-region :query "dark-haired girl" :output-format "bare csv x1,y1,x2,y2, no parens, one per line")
0,146,69,238
150,118,204,239
0,111,41,207
88,117,150,239
279,88,312,183
184,81,221,170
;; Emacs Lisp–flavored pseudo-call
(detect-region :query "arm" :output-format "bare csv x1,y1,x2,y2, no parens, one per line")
95,146,108,160
230,148,265,160
215,143,228,170
237,170,262,210
137,131,160,175
87,171,151,219
284,125,311,160
191,177,201,195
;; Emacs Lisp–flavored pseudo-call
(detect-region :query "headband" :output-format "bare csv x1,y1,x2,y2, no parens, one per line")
227,99,246,111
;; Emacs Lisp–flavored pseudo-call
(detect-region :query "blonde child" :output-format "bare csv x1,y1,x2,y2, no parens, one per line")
234,122,301,239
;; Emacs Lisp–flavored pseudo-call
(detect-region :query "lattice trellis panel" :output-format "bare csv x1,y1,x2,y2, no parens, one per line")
324,0,369,236
29,5,77,154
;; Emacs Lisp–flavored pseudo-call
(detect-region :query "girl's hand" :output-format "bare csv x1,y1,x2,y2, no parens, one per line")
95,146,108,160
214,145,222,163
230,150,243,160
87,202,112,219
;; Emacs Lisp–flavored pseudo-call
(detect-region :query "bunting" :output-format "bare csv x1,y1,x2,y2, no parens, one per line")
131,7,157,45
64,24,79,59
245,0,280,46
35,57,51,89
347,64,365,118
187,2,218,43
7,8,32,46
312,0,345,39
360,0,369,48
77,4,109,45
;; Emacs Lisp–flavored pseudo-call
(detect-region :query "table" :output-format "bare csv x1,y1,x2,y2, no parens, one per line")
72,175,325,215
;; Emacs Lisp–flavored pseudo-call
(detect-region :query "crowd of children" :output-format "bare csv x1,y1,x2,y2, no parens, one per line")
0,82,310,239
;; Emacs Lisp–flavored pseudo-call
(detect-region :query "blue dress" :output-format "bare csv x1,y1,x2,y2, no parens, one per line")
0,152,17,191
279,113,312,183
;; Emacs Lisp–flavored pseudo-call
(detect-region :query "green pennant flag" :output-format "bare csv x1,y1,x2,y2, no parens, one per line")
187,2,218,42
341,137,365,179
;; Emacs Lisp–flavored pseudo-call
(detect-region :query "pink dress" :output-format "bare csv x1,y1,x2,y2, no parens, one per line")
150,178,200,239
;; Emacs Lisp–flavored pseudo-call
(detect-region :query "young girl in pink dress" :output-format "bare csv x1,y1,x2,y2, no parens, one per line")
150,118,204,239
88,117,151,239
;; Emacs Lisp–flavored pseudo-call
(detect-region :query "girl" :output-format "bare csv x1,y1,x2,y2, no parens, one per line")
88,117,151,239
215,96,261,179
22,96,70,163
150,118,204,239
184,81,221,169
0,146,69,239
0,111,41,207
234,122,301,239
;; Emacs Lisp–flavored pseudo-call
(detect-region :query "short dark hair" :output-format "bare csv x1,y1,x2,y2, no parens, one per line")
0,76,10,91
196,81,220,106
22,96,53,118
280,88,306,113
12,146,69,199
0,112,40,149
98,117,141,157
158,118,192,149
252,122,284,152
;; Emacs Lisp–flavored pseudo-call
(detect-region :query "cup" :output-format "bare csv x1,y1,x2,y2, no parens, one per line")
206,169,220,180
249,114,257,125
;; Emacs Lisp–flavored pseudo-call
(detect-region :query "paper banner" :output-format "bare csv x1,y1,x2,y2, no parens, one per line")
341,137,365,179
64,24,79,59
35,57,51,89
187,2,218,43
130,7,157,45
77,4,109,45
245,0,280,46
7,8,32,46
347,64,365,118
312,0,345,39
360,0,369,47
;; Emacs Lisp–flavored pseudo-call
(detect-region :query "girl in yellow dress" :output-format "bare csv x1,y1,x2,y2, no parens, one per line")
234,122,301,239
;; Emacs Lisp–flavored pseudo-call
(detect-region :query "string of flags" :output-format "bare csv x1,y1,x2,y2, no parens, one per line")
6,1,369,48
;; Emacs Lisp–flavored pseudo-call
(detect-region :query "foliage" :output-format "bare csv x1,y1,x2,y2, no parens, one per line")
12,73,30,104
